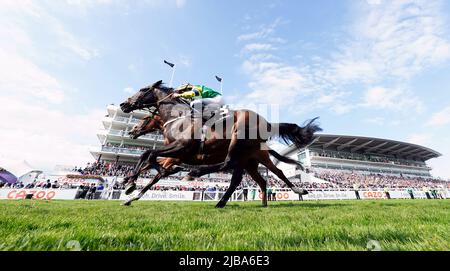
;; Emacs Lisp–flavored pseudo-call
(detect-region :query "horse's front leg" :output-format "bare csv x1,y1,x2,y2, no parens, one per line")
123,149,153,186
122,173,162,206
216,167,244,208
122,161,185,206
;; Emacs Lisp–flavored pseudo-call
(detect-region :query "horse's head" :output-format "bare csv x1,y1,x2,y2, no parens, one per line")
120,80,164,113
129,115,164,139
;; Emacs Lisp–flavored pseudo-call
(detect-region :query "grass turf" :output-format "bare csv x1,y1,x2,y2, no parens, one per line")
0,199,449,251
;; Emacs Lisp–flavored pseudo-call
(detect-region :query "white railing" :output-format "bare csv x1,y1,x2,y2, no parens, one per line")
102,129,164,141
101,146,145,155
2,188,449,201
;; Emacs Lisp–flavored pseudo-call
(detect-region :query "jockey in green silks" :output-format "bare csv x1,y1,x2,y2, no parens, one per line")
173,83,225,109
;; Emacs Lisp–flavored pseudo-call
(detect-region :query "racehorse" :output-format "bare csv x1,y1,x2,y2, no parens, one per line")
120,80,322,208
122,111,311,207
129,113,164,140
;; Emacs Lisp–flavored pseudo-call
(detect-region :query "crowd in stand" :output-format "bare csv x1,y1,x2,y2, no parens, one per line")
0,179,63,189
2,160,449,195
73,161,154,178
70,161,450,191
314,170,450,189
313,151,426,168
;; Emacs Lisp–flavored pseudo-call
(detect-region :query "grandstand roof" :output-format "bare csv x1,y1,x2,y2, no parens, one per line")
0,160,42,178
281,134,441,161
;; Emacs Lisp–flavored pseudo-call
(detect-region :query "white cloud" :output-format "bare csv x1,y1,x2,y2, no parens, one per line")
407,133,432,146
0,95,103,171
243,43,276,52
364,117,385,126
361,86,423,113
366,0,382,5
123,87,134,94
0,1,98,62
175,0,187,8
242,59,313,105
178,55,192,67
56,26,99,61
66,0,114,7
0,49,65,104
326,0,450,84
427,106,450,126
237,18,285,42
0,0,105,171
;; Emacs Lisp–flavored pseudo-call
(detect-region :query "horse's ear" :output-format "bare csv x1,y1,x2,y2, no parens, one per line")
152,80,163,88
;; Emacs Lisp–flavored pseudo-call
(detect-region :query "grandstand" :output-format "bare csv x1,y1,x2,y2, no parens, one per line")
90,104,165,164
85,104,232,182
78,105,449,191
275,134,442,179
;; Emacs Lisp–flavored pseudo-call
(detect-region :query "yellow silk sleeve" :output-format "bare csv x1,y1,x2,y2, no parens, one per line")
180,91,196,98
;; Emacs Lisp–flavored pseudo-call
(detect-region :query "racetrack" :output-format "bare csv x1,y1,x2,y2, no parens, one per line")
0,200,449,251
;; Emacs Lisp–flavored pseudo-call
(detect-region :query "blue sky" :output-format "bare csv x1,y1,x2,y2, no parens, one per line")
1,0,450,178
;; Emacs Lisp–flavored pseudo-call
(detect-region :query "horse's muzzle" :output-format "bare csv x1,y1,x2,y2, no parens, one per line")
120,102,132,113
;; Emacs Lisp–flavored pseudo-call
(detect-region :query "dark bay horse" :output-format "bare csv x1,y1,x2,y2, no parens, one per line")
129,114,163,140
120,80,322,208
122,110,310,207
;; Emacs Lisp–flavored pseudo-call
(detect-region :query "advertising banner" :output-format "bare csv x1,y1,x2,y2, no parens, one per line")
0,189,78,200
120,190,195,201
359,191,387,199
387,190,413,199
412,191,428,199
303,190,357,201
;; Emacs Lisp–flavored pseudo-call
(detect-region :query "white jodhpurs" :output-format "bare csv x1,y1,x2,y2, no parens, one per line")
190,96,225,108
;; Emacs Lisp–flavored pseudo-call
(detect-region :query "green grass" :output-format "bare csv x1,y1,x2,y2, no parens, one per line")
0,200,449,251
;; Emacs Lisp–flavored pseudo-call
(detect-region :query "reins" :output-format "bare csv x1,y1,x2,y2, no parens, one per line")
137,90,201,129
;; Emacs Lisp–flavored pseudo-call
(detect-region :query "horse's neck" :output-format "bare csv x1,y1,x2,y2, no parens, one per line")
158,103,177,123
153,88,191,129
154,118,164,130
158,103,190,123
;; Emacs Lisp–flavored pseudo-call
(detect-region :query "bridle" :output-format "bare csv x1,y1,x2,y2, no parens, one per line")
130,87,199,128
137,90,176,109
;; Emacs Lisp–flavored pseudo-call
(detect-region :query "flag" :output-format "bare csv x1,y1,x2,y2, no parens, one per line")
215,75,223,82
164,60,175,68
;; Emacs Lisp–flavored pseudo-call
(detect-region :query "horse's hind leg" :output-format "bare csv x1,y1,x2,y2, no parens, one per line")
245,160,267,207
216,167,244,208
257,151,308,195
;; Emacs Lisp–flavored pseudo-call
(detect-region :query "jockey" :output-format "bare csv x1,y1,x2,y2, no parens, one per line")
173,83,225,109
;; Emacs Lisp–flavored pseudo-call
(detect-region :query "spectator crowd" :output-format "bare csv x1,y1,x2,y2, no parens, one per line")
2,161,449,196
313,170,450,190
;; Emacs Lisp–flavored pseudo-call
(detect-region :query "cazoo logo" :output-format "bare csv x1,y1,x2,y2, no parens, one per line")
362,191,385,199
7,190,56,200
258,192,290,200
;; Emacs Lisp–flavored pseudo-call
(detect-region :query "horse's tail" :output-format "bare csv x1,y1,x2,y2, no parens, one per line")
268,149,304,170
270,117,322,149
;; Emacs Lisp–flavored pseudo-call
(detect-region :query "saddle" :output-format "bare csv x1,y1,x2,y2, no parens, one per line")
189,104,231,125
197,106,232,154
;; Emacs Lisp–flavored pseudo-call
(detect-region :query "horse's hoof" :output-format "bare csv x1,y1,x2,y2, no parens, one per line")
121,201,132,206
182,175,195,182
124,183,137,196
215,202,226,208
189,169,201,177
123,176,130,184
292,187,308,195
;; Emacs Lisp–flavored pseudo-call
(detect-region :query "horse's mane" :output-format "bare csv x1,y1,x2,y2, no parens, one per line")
158,85,174,93
153,81,192,109
152,80,174,94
